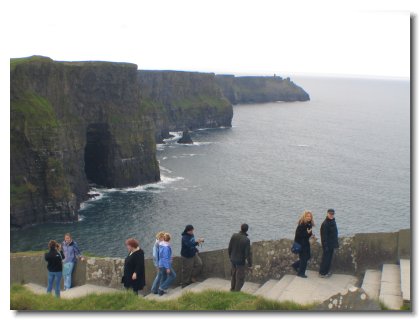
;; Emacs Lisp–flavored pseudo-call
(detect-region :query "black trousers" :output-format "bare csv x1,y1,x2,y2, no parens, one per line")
292,248,310,276
319,247,334,275
231,264,246,291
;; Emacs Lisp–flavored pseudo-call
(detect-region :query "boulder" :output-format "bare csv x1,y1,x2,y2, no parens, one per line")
177,130,194,144
314,287,381,311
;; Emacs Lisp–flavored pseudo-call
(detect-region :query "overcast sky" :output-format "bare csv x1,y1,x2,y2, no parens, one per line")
4,0,411,78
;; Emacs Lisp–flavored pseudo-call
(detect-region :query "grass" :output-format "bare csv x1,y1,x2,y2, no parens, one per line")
11,284,313,311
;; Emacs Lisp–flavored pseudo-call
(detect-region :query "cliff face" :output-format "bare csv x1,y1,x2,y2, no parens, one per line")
138,71,233,142
216,75,310,104
11,56,160,227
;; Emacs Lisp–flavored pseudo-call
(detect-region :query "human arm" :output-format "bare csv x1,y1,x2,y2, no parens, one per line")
245,239,252,267
133,251,145,281
228,236,233,258
73,242,84,261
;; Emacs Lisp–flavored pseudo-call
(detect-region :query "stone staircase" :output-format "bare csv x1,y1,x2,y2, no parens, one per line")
361,259,410,310
146,271,358,306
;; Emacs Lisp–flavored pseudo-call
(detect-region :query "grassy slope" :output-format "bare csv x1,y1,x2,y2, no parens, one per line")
11,285,312,311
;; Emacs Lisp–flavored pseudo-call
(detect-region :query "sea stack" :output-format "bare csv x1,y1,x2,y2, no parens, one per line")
177,130,194,144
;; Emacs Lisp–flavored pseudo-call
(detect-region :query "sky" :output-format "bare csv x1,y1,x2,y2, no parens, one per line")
2,0,412,78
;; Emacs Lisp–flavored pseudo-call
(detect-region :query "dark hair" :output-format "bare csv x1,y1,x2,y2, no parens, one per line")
241,223,249,233
327,209,335,214
125,238,139,248
184,224,194,233
48,240,58,250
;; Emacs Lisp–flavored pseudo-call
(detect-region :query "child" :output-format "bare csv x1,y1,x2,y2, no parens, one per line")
158,233,176,296
151,231,165,294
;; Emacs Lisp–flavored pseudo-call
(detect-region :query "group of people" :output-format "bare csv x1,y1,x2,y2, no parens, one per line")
44,233,84,297
292,209,339,278
44,209,338,298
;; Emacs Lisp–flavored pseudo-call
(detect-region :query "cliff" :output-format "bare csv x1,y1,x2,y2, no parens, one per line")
216,75,310,104
138,70,233,142
10,56,160,227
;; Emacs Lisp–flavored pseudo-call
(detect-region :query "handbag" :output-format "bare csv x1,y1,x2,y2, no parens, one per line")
291,241,302,254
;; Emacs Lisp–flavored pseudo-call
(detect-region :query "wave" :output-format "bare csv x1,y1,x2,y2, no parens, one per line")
121,175,184,192
160,165,173,173
292,144,310,148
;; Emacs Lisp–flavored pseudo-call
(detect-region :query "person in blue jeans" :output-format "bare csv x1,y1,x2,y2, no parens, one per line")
151,231,166,294
158,233,176,296
61,233,84,290
45,240,65,297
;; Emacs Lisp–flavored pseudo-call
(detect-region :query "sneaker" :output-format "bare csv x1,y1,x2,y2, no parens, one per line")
297,274,308,278
152,291,159,295
319,274,327,278
326,272,332,278
158,289,165,296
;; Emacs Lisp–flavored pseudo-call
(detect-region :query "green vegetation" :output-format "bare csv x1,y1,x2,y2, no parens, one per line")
174,95,231,111
10,181,37,205
11,92,59,129
11,285,313,311
10,251,45,257
10,56,52,70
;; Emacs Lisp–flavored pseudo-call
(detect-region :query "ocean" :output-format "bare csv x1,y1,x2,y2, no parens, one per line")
10,77,410,258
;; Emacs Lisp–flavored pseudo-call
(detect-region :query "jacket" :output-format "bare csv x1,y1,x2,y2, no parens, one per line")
158,241,172,269
228,231,252,267
181,232,199,258
294,222,313,259
122,249,146,291
320,218,339,249
45,248,64,272
152,240,160,267
62,240,81,263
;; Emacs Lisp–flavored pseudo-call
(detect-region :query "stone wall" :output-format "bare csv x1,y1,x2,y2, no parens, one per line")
11,229,410,291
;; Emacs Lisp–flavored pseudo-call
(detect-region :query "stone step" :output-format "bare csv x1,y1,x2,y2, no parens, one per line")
24,283,119,299
145,282,201,301
277,270,358,305
400,259,410,301
253,279,279,297
379,264,403,310
262,275,295,301
361,270,382,300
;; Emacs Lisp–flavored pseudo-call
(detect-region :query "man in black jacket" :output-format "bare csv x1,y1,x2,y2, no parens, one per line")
228,223,252,291
319,209,339,277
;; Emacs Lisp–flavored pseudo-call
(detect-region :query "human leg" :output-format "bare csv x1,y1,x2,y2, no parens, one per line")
181,256,194,286
54,272,62,297
47,272,54,294
191,254,203,279
233,265,246,291
63,262,75,289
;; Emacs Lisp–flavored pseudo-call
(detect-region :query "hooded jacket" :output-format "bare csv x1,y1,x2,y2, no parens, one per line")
320,217,339,249
45,248,65,272
158,241,173,269
228,231,252,267
122,248,146,291
181,232,199,258
152,240,160,267
62,240,81,264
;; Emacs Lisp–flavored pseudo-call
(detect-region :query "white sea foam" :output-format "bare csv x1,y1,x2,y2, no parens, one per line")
78,214,86,221
164,131,183,142
160,166,173,173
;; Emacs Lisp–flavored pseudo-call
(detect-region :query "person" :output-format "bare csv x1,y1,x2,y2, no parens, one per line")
61,233,84,290
45,240,65,298
319,209,339,278
158,233,176,296
181,225,204,287
151,231,165,294
291,210,315,278
122,238,146,295
228,223,252,291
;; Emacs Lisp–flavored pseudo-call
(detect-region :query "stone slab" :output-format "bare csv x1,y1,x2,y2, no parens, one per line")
254,279,279,297
25,283,119,299
315,287,381,311
263,275,295,301
400,259,410,301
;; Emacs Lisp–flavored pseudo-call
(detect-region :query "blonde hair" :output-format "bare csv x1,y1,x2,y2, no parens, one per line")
298,210,315,226
163,233,171,242
156,231,165,240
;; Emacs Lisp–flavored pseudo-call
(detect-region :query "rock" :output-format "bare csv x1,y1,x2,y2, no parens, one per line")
215,74,310,104
177,130,194,144
138,70,233,141
314,287,381,311
10,56,160,227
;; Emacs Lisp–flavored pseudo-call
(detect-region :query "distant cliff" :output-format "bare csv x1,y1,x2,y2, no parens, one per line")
138,71,233,142
11,56,160,227
216,75,310,104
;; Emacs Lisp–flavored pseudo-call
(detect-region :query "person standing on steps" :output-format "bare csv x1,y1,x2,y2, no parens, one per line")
158,233,177,296
181,225,204,288
45,240,65,298
319,209,339,278
122,238,146,295
292,210,315,278
228,223,252,292
151,231,165,294
61,233,84,290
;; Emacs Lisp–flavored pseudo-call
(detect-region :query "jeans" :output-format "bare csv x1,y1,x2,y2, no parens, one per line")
151,268,167,293
159,267,176,291
319,247,335,275
231,263,246,291
47,271,62,297
292,248,310,276
63,262,75,289
181,254,203,285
